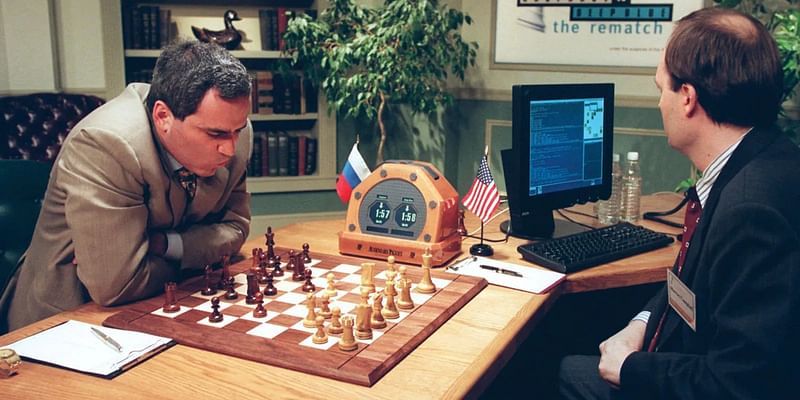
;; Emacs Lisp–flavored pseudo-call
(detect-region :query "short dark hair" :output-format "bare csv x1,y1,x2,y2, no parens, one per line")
145,40,251,120
665,7,782,127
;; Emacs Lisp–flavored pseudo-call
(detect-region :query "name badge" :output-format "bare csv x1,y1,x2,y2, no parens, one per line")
667,269,696,331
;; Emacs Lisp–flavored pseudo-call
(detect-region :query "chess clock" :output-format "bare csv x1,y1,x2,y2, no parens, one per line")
339,160,462,267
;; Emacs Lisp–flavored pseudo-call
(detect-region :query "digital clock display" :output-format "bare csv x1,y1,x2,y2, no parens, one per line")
394,204,417,228
368,200,391,225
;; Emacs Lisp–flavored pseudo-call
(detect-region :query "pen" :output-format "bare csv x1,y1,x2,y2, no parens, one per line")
480,265,524,277
90,327,123,353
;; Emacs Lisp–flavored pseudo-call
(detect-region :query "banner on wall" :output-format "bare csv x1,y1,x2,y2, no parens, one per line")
493,0,705,68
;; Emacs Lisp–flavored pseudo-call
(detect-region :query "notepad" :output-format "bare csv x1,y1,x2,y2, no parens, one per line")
6,320,175,378
445,256,565,294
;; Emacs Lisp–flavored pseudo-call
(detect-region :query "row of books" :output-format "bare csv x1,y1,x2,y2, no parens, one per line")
122,5,171,50
258,8,317,51
249,70,318,115
248,131,318,178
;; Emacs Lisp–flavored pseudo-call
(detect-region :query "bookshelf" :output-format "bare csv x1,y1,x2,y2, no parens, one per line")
114,0,336,194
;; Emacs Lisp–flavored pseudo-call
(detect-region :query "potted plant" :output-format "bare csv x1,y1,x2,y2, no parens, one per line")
282,0,478,164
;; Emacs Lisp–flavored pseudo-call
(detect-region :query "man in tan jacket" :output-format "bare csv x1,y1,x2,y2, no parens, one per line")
1,40,253,333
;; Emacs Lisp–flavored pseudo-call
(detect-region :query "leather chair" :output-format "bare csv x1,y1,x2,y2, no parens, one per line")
0,160,50,296
1,93,105,162
0,93,105,297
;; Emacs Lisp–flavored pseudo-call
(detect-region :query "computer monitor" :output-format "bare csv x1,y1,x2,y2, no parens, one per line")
500,83,614,240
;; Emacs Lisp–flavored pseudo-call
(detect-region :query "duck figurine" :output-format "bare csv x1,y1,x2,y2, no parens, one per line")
191,9,242,50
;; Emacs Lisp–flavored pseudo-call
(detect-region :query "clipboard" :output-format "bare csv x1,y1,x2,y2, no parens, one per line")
5,320,175,378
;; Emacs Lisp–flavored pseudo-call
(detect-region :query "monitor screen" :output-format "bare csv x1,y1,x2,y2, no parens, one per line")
502,83,614,239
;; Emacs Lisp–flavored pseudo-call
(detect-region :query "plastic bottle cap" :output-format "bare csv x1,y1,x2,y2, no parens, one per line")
612,153,620,162
627,151,639,161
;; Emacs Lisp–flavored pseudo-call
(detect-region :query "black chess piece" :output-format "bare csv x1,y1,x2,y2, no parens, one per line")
271,255,284,277
224,276,238,300
253,292,267,318
162,282,180,313
265,226,275,261
302,243,312,263
245,272,259,304
302,268,316,292
200,265,217,296
218,257,231,290
263,271,278,296
289,251,303,281
208,297,224,322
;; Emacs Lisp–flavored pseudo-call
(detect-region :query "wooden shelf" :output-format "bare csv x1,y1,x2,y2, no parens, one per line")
246,174,337,193
125,49,288,59
249,113,318,122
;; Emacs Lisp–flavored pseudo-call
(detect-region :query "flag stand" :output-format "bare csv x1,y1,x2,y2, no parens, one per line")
469,222,494,256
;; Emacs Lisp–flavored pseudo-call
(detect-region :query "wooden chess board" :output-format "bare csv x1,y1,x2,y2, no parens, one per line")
103,247,487,386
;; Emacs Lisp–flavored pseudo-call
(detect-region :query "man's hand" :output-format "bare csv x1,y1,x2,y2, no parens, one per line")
598,320,646,387
147,231,168,257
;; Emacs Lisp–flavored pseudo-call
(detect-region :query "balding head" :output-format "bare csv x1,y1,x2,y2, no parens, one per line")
664,7,782,128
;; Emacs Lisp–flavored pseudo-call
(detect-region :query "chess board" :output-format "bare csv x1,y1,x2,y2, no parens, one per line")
103,247,487,386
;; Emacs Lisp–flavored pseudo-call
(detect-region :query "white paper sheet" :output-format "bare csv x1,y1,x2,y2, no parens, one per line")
445,256,564,294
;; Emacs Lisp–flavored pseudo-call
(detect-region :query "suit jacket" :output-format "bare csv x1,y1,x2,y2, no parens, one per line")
620,127,800,399
0,83,252,332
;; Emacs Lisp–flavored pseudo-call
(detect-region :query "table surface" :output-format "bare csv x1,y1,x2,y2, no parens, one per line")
1,193,683,399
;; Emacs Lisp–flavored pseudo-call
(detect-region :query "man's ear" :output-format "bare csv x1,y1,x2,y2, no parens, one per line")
151,100,174,136
681,83,699,118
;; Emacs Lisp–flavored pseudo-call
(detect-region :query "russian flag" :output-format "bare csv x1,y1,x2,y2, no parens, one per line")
336,143,371,203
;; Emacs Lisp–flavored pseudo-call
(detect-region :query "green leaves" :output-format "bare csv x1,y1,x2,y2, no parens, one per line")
282,0,478,123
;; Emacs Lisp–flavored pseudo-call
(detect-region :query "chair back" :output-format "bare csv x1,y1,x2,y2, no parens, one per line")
0,159,50,294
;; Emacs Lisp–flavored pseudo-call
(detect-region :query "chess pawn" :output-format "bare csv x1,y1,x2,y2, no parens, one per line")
397,277,415,310
360,262,376,294
415,250,437,294
457,208,467,236
218,258,231,289
324,273,337,297
303,293,318,328
302,242,312,263
200,265,217,295
208,296,224,323
271,255,284,277
302,268,316,292
312,316,328,344
371,293,387,329
327,307,344,335
224,276,238,300
162,282,180,313
252,292,267,318
262,270,277,296
338,316,358,351
382,280,400,319
387,255,396,273
318,293,332,319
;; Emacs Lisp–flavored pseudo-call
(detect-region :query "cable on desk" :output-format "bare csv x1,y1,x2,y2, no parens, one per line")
556,209,596,230
463,206,510,243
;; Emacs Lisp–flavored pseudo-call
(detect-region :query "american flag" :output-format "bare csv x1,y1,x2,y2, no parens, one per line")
462,155,500,223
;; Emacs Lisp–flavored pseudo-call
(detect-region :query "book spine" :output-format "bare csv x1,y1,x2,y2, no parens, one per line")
277,131,289,176
297,135,307,176
260,132,270,177
288,135,299,176
267,131,279,176
277,7,288,51
305,137,317,175
159,8,171,48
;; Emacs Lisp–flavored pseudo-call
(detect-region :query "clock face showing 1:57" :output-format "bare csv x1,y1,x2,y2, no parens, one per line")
369,200,392,225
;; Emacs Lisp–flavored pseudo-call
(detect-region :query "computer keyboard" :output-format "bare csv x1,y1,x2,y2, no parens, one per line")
517,222,675,273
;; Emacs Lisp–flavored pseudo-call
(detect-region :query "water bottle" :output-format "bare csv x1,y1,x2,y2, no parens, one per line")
597,153,622,225
621,151,642,223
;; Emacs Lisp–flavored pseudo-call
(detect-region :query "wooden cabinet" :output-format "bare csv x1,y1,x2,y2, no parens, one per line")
113,0,336,193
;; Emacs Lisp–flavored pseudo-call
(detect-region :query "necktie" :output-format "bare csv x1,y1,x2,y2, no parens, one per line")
647,186,702,352
175,167,197,200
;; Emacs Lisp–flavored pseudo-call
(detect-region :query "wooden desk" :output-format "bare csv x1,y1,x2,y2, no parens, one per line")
1,193,683,399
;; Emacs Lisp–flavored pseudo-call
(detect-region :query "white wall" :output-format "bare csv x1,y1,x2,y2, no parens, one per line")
53,0,106,91
0,0,57,92
0,3,9,90
0,0,110,95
